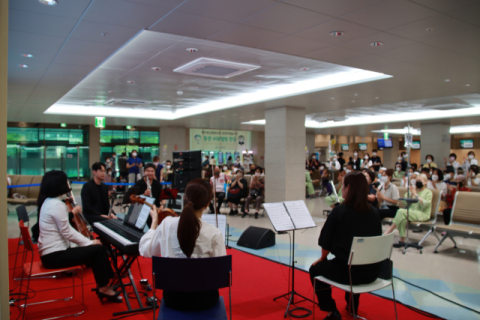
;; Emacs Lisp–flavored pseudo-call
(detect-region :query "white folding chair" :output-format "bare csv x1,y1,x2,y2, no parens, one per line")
313,233,397,320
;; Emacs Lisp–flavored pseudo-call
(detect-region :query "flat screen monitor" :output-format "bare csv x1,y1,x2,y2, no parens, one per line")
218,152,223,164
377,138,393,149
412,141,421,150
460,139,474,149
358,143,368,151
234,152,240,161
341,144,349,151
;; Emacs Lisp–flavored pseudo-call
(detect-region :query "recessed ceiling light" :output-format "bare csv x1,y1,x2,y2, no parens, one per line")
426,28,434,32
375,97,379,99
445,79,450,82
466,84,471,87
254,80,261,84
126,80,135,84
151,67,161,71
351,100,356,103
330,31,345,37
354,93,358,96
370,42,384,47
330,97,335,100
189,86,199,90
21,54,33,58
38,0,57,5
19,64,28,68
186,48,198,53
299,67,310,71
108,90,114,93
177,91,183,95
101,32,109,36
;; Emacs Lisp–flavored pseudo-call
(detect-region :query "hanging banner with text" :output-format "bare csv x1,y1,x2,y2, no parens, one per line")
190,128,251,151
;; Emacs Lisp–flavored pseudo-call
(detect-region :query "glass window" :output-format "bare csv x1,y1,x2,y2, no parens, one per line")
7,128,40,143
140,131,159,144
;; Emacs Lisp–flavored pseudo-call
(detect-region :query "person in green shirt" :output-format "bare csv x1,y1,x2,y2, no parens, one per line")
392,163,404,180
325,170,346,207
306,170,319,198
384,175,432,246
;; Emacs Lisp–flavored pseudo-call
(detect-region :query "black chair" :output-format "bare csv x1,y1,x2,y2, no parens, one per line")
152,255,232,320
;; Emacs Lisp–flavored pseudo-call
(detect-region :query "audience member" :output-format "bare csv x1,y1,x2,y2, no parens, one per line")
209,156,216,166
337,152,346,171
427,169,447,200
244,167,265,219
202,156,209,167
226,156,234,167
227,169,247,216
411,163,418,172
118,152,128,179
209,167,229,214
443,175,471,225
306,168,319,198
152,155,164,182
400,168,416,188
309,154,320,171
420,167,431,180
325,170,345,208
463,151,478,172
393,164,404,180
423,154,437,169
370,149,382,172
242,154,253,171
444,168,456,186
363,170,378,208
467,165,480,187
248,164,256,175
377,169,400,219
349,150,361,171
234,155,242,167
445,153,460,174
126,150,142,183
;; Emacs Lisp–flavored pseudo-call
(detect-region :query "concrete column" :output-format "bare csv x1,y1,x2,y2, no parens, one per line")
88,125,100,170
265,107,306,203
0,0,8,316
306,132,315,158
160,126,187,162
251,131,265,167
421,122,451,165
383,137,400,168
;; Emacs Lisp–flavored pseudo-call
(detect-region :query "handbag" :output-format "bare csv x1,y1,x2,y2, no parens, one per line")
250,189,259,197
229,188,240,195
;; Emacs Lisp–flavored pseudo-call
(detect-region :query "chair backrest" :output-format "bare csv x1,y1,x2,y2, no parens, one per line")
19,221,35,252
349,233,394,266
244,174,251,186
429,189,441,219
397,187,408,208
16,205,29,223
451,191,480,225
28,175,43,199
392,180,401,187
11,175,34,195
152,255,232,292
469,186,480,193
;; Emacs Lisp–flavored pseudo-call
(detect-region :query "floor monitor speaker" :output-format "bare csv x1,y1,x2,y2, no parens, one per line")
237,226,275,250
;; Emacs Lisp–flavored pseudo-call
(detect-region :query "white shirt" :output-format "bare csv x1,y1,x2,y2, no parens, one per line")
38,197,93,256
427,181,447,197
361,159,372,169
467,176,480,187
242,159,253,171
139,216,226,258
463,159,478,172
378,182,399,207
210,173,227,193
446,160,460,173
330,160,341,170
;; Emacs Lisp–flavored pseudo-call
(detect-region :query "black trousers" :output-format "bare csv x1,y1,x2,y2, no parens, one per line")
443,208,452,225
309,259,379,313
40,245,114,288
209,192,225,212
378,206,399,219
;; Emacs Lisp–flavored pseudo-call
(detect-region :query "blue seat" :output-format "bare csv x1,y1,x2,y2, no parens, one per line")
152,255,232,320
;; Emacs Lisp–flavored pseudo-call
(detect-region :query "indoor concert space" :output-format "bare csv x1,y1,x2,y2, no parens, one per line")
2,1,480,320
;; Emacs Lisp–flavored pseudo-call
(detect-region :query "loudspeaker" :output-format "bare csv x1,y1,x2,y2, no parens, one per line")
237,226,275,250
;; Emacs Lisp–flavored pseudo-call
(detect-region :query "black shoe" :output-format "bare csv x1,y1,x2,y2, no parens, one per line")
393,241,405,248
96,290,122,304
229,209,235,215
345,305,358,317
255,212,258,219
323,310,341,320
242,212,247,218
234,209,238,214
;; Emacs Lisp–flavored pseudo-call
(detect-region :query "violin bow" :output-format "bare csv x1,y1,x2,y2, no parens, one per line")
212,165,218,228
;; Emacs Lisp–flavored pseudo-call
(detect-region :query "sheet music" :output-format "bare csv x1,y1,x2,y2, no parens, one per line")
201,214,227,240
283,200,316,229
135,196,155,229
263,202,295,232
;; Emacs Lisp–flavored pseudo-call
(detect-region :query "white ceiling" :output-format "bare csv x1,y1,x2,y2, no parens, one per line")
7,0,480,135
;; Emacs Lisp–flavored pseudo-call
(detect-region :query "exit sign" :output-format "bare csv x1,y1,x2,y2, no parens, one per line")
95,117,106,128
126,125,132,130
60,123,67,128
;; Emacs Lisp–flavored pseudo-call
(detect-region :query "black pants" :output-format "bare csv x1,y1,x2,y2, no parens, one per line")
209,192,225,213
443,208,452,225
309,259,379,313
378,206,399,219
164,289,219,311
41,245,114,288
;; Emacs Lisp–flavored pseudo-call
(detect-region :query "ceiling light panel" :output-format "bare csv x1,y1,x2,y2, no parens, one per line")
44,30,391,120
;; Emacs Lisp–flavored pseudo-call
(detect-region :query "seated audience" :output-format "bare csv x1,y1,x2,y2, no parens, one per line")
443,175,471,225
209,167,229,214
248,164,256,175
411,163,418,172
242,154,253,171
377,169,400,219
463,151,478,172
306,169,320,198
445,153,460,174
309,172,382,318
420,167,431,180
363,170,378,208
393,164,404,180
325,170,345,208
467,165,480,187
139,179,226,311
330,156,341,171
444,168,456,186
227,169,248,215
427,169,447,199
423,154,437,169
243,166,265,219
400,168,416,188
321,168,333,194
309,154,320,171
384,175,432,246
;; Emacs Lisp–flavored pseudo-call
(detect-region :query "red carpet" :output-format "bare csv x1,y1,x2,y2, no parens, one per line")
8,238,432,319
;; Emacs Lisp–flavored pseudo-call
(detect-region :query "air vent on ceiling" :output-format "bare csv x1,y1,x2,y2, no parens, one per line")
103,99,151,107
422,97,471,111
174,57,260,79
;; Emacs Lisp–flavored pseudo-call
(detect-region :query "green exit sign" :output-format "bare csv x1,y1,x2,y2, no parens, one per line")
126,125,132,130
95,117,106,128
60,123,67,128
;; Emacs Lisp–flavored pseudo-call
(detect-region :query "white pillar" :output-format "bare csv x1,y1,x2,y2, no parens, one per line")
265,107,306,203
306,132,315,158
421,122,451,165
160,127,188,162
88,125,100,170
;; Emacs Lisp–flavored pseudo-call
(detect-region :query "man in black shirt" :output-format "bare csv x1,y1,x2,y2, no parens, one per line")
134,163,162,208
81,162,117,224
337,152,345,171
370,149,382,172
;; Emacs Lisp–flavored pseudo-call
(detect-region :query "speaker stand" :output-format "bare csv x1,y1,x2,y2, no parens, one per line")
273,230,316,318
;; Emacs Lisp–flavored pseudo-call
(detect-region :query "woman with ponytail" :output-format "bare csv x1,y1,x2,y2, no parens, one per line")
139,178,226,311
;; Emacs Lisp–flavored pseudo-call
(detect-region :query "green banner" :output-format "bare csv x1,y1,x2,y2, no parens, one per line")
190,128,251,151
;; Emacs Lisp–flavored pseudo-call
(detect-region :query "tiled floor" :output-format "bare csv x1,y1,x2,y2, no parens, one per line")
7,185,480,319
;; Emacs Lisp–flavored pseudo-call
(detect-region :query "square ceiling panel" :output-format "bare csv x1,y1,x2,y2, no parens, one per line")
295,19,378,44
208,24,286,48
279,0,384,17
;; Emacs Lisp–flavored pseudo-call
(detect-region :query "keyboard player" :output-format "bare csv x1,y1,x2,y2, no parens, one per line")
81,162,117,225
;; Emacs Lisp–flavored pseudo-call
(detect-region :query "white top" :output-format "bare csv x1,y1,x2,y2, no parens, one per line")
242,159,253,171
467,176,480,187
361,159,372,169
378,182,399,207
139,216,226,258
330,160,341,170
463,159,478,172
427,181,447,197
210,173,228,193
446,160,460,173
38,197,93,256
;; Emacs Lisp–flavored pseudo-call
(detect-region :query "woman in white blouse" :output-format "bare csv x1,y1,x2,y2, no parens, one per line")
361,153,372,170
427,169,447,199
37,171,119,303
463,151,478,173
139,178,226,311
467,165,480,187
445,153,460,174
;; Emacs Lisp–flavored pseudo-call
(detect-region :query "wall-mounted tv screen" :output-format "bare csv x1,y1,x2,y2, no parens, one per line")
218,152,223,164
341,144,349,151
412,141,421,150
377,138,393,149
359,143,368,151
460,140,474,149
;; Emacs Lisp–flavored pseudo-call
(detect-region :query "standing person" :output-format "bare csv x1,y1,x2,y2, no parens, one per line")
81,162,117,224
202,155,210,167
330,156,341,171
226,156,234,167
227,169,247,215
118,152,128,181
423,155,437,169
152,155,164,182
376,169,400,219
234,155,242,168
309,172,382,318
370,150,382,172
127,150,142,183
209,167,229,214
384,175,432,246
242,154,253,171
37,171,120,303
139,179,226,311
361,153,372,170
462,151,478,172
243,167,265,219
105,156,112,171
350,150,361,171
337,152,345,171
309,154,320,171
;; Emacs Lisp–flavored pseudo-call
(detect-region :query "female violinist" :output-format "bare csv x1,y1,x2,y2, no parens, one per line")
37,170,120,303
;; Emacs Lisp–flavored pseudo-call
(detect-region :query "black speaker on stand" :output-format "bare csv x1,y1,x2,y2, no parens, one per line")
172,150,202,192
237,226,275,249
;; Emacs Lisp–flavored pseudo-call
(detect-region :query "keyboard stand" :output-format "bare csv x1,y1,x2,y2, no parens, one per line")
109,248,152,316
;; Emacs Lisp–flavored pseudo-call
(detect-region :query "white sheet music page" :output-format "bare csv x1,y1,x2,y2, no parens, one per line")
135,196,155,229
263,202,295,232
283,200,316,229
201,214,227,240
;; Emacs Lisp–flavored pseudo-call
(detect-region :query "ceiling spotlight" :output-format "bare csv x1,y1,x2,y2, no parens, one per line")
21,54,33,58
375,97,379,99
445,79,450,82
177,91,183,95
101,32,109,36
354,93,358,96
126,80,135,84
329,31,345,37
38,0,57,5
466,84,471,87
151,67,161,71
19,64,28,68
426,28,434,32
351,100,356,103
330,97,334,100
186,48,198,53
370,41,384,47
299,67,310,71
108,90,114,93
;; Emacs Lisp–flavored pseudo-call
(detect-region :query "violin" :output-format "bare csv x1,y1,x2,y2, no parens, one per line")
129,195,178,224
65,192,93,240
